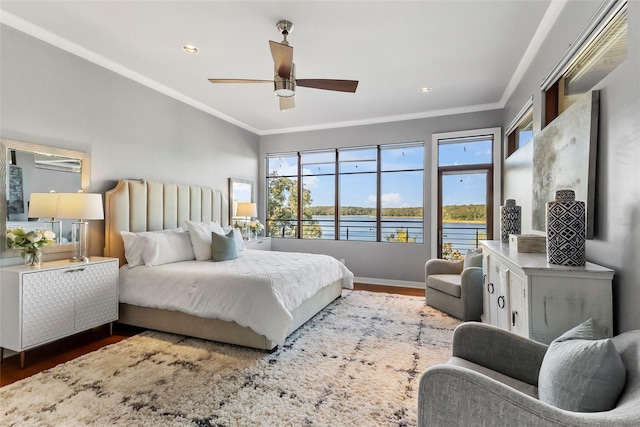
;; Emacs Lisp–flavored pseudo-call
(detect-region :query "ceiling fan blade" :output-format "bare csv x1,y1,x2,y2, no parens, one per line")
208,79,272,84
269,41,293,78
296,79,359,93
279,96,295,111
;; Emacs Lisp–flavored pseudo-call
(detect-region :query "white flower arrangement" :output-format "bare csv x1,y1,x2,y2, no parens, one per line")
6,228,56,255
249,220,264,233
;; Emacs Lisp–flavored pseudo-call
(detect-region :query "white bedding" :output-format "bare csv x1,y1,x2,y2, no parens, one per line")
119,250,354,345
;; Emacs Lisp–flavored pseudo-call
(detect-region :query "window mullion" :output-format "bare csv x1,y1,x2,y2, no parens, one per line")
297,152,302,239
334,149,340,240
376,146,381,242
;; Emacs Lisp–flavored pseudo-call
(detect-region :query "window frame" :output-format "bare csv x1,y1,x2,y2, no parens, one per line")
542,0,627,125
430,128,501,257
266,141,425,243
505,96,534,157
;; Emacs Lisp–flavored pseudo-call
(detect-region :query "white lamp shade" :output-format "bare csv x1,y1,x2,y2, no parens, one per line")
56,193,104,220
236,202,257,217
28,192,59,218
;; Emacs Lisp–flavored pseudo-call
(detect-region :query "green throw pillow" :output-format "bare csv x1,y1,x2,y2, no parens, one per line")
538,318,626,412
463,248,483,269
211,230,238,261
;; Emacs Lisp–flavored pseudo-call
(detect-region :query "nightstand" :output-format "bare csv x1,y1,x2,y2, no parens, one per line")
0,257,119,368
244,237,272,251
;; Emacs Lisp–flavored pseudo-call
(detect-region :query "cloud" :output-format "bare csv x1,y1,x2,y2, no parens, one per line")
367,193,405,207
302,170,320,188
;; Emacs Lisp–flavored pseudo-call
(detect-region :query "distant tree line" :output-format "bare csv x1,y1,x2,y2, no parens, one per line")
306,204,485,221
442,204,486,222
307,206,423,217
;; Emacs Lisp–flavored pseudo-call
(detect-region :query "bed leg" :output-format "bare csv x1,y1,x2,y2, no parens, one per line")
268,345,278,354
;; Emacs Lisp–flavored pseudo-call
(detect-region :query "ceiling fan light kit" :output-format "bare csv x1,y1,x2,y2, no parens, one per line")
208,19,358,110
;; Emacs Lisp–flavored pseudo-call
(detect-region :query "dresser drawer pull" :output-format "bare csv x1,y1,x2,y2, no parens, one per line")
497,295,505,309
487,282,494,294
512,310,518,326
65,268,86,273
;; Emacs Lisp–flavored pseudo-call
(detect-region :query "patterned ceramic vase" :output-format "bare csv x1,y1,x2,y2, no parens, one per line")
546,189,586,266
500,199,521,243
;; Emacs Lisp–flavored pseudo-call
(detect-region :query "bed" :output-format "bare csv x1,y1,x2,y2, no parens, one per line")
104,179,353,350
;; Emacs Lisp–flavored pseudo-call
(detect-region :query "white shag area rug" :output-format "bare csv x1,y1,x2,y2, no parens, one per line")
1,290,460,426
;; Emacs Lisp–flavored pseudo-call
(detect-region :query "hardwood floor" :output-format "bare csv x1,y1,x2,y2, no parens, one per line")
0,284,423,387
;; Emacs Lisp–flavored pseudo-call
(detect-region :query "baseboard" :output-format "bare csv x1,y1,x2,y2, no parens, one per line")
354,277,424,289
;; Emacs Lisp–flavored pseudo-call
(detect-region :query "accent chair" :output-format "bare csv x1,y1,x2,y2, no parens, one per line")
418,322,640,426
425,248,483,321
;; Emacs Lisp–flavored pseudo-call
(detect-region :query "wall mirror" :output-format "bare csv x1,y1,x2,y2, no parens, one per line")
229,178,253,220
1,138,90,257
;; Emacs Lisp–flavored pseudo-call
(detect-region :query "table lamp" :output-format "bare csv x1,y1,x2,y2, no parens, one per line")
28,191,62,243
56,192,104,262
235,202,257,240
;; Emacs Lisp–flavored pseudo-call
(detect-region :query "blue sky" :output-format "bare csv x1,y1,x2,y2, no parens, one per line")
268,139,492,208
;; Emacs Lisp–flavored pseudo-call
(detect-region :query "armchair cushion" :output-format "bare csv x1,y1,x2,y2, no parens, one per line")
426,274,462,297
538,318,626,412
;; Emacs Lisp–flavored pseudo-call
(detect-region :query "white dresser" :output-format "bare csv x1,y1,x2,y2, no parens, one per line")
0,257,118,367
480,241,614,344
244,237,272,251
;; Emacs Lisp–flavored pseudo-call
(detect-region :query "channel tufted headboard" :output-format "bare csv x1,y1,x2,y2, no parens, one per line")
104,179,228,266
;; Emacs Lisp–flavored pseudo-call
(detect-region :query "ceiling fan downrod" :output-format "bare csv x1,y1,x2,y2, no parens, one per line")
276,20,294,46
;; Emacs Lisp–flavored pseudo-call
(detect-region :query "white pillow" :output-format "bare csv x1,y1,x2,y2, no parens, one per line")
185,220,225,260
120,228,183,268
142,231,195,267
223,226,246,251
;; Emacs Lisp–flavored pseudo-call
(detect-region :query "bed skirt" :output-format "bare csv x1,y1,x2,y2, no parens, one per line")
117,280,343,350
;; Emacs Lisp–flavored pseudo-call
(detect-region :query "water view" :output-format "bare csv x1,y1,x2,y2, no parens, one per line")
305,216,485,250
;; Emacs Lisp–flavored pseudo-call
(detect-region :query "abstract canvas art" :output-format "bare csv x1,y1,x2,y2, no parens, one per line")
532,91,599,239
8,164,24,214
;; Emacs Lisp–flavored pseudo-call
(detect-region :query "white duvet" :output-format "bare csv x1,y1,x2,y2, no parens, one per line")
119,250,354,345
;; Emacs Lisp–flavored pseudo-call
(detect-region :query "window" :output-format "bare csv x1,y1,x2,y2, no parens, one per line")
432,130,499,259
543,0,627,125
266,154,299,238
301,151,335,239
266,142,424,243
380,144,424,243
505,97,534,157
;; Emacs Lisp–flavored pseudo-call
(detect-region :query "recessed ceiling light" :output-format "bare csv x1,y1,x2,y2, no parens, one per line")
182,44,199,54
419,87,432,93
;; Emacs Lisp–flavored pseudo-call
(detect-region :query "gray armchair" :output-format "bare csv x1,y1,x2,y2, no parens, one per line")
425,257,483,321
418,322,640,426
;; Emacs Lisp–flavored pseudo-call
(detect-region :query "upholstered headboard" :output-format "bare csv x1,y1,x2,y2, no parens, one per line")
104,179,228,266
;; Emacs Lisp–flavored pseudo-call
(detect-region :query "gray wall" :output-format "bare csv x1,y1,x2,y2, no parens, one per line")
502,0,640,333
259,111,503,286
2,0,638,332
1,25,259,261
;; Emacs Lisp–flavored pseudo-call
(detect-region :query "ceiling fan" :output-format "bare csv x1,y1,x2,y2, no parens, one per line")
208,20,359,111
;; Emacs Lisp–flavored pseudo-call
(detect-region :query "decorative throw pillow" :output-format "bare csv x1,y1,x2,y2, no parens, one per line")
538,318,626,412
120,228,183,268
223,226,246,251
463,247,483,269
142,231,195,267
185,220,225,260
211,230,238,261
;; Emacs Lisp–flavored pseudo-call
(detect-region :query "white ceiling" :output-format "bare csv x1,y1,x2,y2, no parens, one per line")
0,1,563,135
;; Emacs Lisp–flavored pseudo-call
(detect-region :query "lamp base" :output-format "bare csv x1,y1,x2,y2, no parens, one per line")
69,256,89,263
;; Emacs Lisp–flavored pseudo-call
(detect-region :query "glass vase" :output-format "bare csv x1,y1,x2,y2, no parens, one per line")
23,249,43,267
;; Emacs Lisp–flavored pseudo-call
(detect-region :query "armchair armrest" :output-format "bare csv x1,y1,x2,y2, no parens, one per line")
460,267,483,320
452,322,548,386
425,258,463,276
418,365,632,426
